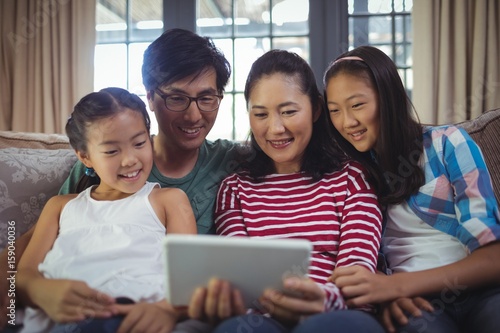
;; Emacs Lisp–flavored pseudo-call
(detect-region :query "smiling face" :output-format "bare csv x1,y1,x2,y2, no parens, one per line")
248,73,319,174
325,72,380,153
147,68,219,154
78,108,153,198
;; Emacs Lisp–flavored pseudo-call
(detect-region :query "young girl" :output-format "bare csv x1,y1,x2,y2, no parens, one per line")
17,87,198,333
190,50,385,333
324,46,500,333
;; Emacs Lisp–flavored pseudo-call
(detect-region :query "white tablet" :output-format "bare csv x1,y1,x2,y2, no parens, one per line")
163,234,312,308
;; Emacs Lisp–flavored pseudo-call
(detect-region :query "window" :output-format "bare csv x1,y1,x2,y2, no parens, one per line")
95,0,163,134
196,0,310,141
94,0,413,139
348,0,413,95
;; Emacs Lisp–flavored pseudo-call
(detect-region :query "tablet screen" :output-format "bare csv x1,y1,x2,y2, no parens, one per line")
163,234,312,308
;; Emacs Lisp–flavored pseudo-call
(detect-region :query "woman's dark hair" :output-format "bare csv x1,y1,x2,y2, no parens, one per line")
323,46,425,205
243,49,348,180
142,28,231,94
66,87,150,192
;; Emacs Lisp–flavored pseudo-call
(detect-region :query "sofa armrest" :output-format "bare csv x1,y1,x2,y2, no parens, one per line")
0,132,76,252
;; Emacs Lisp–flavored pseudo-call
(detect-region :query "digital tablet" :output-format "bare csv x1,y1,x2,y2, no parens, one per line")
163,234,312,308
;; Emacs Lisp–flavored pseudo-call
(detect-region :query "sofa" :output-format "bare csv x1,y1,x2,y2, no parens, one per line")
0,108,499,332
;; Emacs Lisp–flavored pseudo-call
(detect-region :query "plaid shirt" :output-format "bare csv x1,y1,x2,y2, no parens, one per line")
405,125,500,252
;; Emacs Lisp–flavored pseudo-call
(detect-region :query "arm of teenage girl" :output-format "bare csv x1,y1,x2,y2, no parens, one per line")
258,162,382,325
113,187,197,333
16,195,117,323
331,128,500,310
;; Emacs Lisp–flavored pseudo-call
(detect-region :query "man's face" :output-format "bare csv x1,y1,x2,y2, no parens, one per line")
148,68,219,153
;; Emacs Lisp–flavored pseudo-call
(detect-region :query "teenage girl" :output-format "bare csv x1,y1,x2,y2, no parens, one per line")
324,46,500,333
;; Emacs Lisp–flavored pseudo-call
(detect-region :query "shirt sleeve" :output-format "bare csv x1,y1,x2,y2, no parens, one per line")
442,127,500,251
325,162,382,311
337,162,383,273
58,160,84,194
214,174,249,237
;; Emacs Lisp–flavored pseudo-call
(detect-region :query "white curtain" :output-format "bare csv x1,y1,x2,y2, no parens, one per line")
0,0,96,133
412,0,500,124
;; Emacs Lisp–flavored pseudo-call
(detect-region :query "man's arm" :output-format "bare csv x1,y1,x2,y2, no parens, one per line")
58,160,86,195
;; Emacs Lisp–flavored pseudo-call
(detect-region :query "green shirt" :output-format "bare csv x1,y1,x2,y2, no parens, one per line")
59,139,248,234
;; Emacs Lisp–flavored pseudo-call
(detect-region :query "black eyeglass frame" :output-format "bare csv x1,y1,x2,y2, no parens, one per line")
154,89,223,112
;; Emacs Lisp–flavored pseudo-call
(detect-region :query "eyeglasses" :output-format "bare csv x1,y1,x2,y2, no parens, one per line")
155,89,223,112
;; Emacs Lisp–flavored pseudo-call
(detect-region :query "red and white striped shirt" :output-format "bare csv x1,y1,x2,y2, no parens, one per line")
215,161,382,311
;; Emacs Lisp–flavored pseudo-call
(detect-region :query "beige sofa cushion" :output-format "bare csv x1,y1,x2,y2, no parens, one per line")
0,130,71,150
0,145,77,251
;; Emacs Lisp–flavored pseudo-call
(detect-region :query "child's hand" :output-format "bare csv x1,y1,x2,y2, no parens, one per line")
259,277,325,326
30,279,115,323
114,300,178,333
188,278,246,324
330,265,395,306
380,297,434,333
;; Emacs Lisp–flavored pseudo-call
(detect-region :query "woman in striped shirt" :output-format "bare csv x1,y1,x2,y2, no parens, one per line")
190,50,385,333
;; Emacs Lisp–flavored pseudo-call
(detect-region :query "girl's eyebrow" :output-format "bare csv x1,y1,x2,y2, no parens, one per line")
328,93,367,105
98,130,148,146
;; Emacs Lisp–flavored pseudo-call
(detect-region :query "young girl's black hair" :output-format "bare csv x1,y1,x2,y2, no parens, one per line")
65,87,150,193
323,46,425,205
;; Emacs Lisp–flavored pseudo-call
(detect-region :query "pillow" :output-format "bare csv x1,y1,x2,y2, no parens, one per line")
0,130,71,150
0,148,77,251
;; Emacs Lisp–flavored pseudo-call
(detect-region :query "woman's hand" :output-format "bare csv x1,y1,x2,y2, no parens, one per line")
259,277,325,326
380,297,434,333
115,300,178,333
188,278,246,324
29,279,116,323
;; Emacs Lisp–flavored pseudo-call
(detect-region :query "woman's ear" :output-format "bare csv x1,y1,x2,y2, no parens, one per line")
75,150,92,168
312,96,323,122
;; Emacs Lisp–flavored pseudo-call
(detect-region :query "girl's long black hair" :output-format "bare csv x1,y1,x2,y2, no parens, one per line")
323,46,425,205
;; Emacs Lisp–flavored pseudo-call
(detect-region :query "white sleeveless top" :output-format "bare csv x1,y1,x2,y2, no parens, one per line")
22,182,166,333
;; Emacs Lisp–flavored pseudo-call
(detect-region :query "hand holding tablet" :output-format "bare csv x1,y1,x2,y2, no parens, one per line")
163,234,312,308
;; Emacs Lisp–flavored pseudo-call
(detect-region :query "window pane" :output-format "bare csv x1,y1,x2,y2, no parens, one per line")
96,0,127,42
349,0,391,14
197,0,232,37
349,16,393,46
234,38,271,92
129,43,151,95
235,0,270,37
130,0,163,41
405,15,412,42
272,37,309,61
395,43,412,67
212,38,234,92
234,93,250,142
94,44,127,91
271,0,309,36
208,94,234,141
